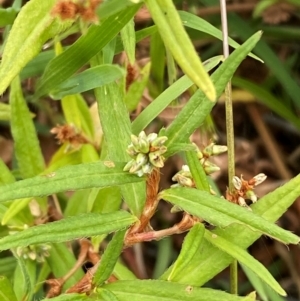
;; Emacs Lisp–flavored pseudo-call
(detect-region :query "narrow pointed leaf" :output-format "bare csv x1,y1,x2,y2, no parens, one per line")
0,103,11,121
102,280,255,301
160,187,300,244
145,0,216,101
50,65,125,99
165,31,262,150
93,229,126,286
168,223,205,281
0,159,15,185
162,174,300,286
121,18,135,65
204,229,286,296
0,211,136,250
131,56,223,135
10,77,45,178
0,276,18,301
0,161,144,203
35,4,140,98
185,149,210,191
0,0,73,94
94,81,146,216
61,94,95,140
178,10,262,62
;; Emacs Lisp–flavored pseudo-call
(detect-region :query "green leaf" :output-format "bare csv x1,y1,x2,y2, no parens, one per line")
131,56,223,135
162,174,300,286
51,65,126,99
0,257,16,278
165,31,262,149
13,255,36,301
0,161,144,203
0,8,18,27
232,76,300,129
0,159,15,185
93,229,126,286
10,77,45,178
113,261,137,280
101,280,255,301
61,94,95,140
42,294,88,301
0,211,136,250
0,0,73,94
145,0,216,101
159,187,300,244
0,103,11,121
168,223,205,281
178,10,262,62
93,79,146,216
0,276,17,301
125,62,151,112
35,4,141,98
1,198,31,225
185,149,210,191
121,18,135,65
204,229,286,296
241,264,285,301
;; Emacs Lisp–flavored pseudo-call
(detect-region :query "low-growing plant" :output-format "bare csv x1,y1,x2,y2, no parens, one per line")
0,0,299,300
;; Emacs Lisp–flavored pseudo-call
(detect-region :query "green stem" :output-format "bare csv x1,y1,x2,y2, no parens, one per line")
220,0,237,294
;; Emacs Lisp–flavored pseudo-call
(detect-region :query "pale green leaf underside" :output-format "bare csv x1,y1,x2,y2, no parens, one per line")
0,161,144,203
0,211,136,250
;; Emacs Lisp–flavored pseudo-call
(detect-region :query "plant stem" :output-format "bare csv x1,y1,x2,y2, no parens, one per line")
220,0,238,295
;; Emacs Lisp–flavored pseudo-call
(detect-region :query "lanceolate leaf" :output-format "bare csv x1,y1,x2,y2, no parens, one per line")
10,77,45,178
178,10,262,62
101,280,255,301
93,229,126,286
160,187,300,244
131,56,223,135
0,276,18,301
165,31,262,151
168,223,205,281
204,229,286,296
50,65,126,99
35,4,141,98
0,211,136,250
0,0,73,94
94,81,146,217
162,174,300,286
0,161,144,203
145,0,216,101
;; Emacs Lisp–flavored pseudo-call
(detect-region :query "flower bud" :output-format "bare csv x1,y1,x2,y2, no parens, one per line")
147,133,158,143
149,152,165,168
232,176,242,190
123,160,135,171
139,138,150,153
151,136,168,147
253,173,267,186
203,161,220,175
